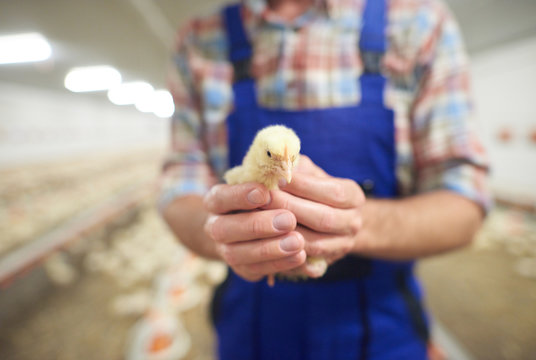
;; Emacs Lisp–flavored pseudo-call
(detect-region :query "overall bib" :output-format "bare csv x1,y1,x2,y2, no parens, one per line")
212,1,430,359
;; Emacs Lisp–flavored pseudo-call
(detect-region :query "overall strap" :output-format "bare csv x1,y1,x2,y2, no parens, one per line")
360,0,388,53
357,2,390,358
222,4,252,82
359,0,389,104
360,2,430,347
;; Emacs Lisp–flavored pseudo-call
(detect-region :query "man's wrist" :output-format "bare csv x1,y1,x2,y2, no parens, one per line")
162,195,221,260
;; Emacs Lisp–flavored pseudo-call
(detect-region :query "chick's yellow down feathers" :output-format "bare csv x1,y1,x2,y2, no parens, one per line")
224,125,328,285
224,125,301,189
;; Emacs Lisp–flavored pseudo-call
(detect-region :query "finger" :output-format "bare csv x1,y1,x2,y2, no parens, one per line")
264,190,362,235
278,257,327,279
294,155,329,177
297,225,355,259
277,264,311,278
219,231,304,266
206,209,296,244
204,183,270,214
240,250,307,278
285,172,365,209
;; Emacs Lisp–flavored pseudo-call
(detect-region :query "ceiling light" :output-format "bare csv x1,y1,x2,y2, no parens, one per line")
64,66,122,93
107,81,154,105
135,94,155,113
0,32,52,65
152,90,175,118
134,89,174,118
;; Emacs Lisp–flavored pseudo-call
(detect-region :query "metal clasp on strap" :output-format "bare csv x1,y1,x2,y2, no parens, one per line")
361,51,384,74
232,57,252,82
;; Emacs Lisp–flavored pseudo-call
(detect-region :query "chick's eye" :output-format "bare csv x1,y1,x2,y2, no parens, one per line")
267,150,271,158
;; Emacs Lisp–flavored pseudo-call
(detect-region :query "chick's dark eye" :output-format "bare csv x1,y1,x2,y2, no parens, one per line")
266,150,272,158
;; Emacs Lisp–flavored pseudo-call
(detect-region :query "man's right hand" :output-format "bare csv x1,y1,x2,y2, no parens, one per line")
203,183,306,282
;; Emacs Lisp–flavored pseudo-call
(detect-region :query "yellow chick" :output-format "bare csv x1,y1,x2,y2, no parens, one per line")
224,125,327,285
224,125,300,190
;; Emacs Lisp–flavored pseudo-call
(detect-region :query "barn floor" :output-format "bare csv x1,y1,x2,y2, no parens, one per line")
1,153,534,360
419,247,536,360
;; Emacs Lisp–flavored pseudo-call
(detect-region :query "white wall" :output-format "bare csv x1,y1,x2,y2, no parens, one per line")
0,82,169,169
471,36,536,201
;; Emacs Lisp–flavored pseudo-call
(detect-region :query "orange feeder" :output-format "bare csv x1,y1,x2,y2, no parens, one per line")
497,127,513,143
149,333,173,353
530,128,536,144
170,286,185,299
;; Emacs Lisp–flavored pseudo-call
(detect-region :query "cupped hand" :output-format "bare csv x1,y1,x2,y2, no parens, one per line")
203,182,307,282
264,155,366,277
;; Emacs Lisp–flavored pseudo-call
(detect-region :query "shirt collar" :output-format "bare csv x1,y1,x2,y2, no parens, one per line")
243,0,331,27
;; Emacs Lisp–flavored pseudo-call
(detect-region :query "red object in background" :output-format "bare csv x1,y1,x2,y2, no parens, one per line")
149,333,173,353
498,127,513,143
530,128,536,144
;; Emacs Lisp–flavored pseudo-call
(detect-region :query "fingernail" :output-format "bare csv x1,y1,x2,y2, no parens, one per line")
247,189,265,205
273,213,294,230
280,236,301,252
278,178,287,188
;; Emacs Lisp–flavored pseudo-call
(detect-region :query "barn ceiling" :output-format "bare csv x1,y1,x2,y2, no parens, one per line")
0,0,535,94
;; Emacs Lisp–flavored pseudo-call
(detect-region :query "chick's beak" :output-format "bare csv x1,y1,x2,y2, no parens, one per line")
280,158,293,184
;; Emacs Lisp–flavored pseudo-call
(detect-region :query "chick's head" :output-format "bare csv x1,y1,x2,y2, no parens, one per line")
250,125,301,183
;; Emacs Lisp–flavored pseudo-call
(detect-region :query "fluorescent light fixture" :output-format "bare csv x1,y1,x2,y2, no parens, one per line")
107,81,154,105
0,32,52,65
152,90,175,118
64,65,122,93
133,88,174,118
135,94,155,113
107,80,174,118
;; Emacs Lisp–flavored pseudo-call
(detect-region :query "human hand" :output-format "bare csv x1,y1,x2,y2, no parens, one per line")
263,156,366,277
203,183,307,282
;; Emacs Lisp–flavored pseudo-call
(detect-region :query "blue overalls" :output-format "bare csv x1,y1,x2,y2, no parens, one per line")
211,1,430,359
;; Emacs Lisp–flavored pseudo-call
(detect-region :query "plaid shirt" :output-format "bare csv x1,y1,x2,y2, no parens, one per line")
160,0,490,210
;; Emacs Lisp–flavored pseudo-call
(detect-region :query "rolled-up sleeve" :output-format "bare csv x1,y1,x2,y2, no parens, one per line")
410,4,491,212
158,23,218,211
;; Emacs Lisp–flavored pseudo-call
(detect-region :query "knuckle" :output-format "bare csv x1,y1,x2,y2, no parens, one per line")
281,195,291,210
204,215,217,239
210,218,225,243
355,185,366,206
258,242,271,259
220,245,236,266
348,216,362,236
203,195,214,212
272,191,291,210
272,261,287,272
231,185,246,203
275,256,300,271
245,263,263,277
332,182,346,204
307,243,324,257
203,185,221,211
319,210,336,232
249,216,265,237
341,241,352,254
338,179,363,208
345,179,362,205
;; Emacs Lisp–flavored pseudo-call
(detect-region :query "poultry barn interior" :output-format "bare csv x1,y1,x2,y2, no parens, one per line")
1,1,536,359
